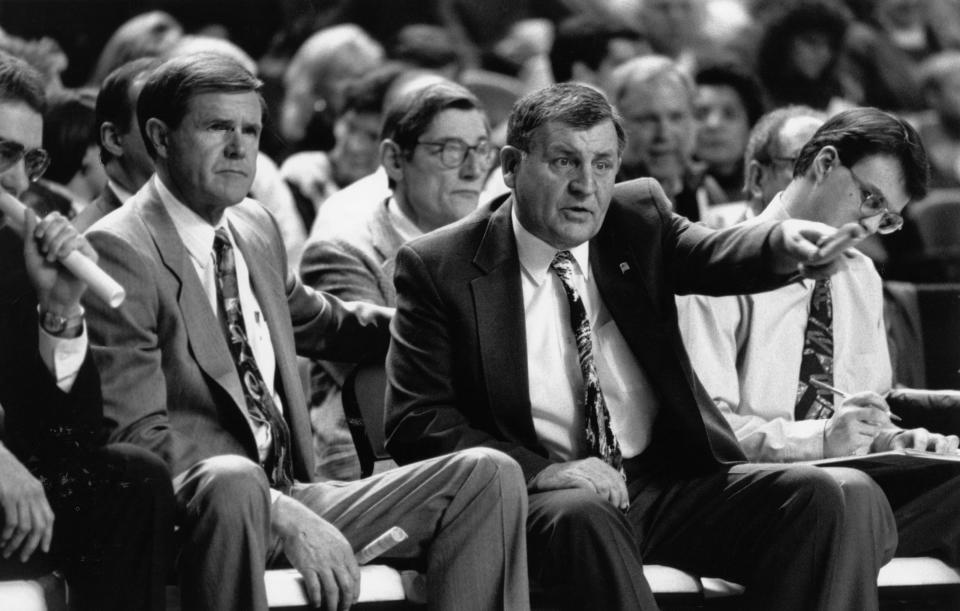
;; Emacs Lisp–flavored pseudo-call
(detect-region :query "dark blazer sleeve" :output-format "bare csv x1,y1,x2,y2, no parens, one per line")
0,227,103,462
385,242,553,481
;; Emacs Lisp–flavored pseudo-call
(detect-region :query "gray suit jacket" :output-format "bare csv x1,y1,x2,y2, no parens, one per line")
300,197,405,308
83,180,392,481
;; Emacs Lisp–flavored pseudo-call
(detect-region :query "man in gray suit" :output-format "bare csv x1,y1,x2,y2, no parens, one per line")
83,54,529,611
299,80,495,479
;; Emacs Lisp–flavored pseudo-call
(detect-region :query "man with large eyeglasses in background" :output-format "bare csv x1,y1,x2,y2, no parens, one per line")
679,107,960,577
299,80,495,480
0,51,174,611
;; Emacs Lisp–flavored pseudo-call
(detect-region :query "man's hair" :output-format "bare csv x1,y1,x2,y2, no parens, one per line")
0,51,46,114
137,53,263,159
507,82,626,154
609,54,695,110
695,62,766,127
549,14,644,84
744,105,824,169
341,62,409,117
43,87,98,184
380,80,483,152
88,11,182,85
793,107,930,201
96,57,161,164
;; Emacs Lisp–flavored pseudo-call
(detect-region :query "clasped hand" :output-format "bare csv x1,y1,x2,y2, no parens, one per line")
528,457,629,511
274,495,360,611
0,444,54,563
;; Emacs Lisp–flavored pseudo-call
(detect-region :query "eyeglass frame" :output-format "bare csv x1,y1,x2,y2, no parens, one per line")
844,164,905,235
414,138,498,170
0,137,50,183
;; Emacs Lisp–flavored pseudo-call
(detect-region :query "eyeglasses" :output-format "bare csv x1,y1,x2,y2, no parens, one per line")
415,139,497,170
0,137,50,182
845,165,904,235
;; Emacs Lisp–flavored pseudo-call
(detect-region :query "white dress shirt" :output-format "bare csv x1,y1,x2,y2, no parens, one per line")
156,176,283,465
676,194,892,461
386,196,424,245
512,207,659,462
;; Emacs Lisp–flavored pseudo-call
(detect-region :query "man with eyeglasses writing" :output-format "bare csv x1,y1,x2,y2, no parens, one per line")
299,80,496,479
679,107,960,571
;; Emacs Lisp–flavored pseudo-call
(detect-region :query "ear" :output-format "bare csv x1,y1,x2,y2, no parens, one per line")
380,139,404,183
745,160,764,200
100,121,125,159
144,118,170,160
500,146,523,189
812,145,839,183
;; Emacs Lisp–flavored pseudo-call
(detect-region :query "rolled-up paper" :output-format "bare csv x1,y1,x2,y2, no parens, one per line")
355,526,408,565
0,191,125,308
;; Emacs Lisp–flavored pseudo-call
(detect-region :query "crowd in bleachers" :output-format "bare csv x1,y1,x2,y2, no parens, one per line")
5,0,960,610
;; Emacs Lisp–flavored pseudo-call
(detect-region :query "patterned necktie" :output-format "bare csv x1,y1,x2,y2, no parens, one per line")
795,278,835,421
550,250,623,474
213,227,294,491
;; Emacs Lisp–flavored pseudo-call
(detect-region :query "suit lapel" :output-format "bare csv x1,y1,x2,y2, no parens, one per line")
471,198,541,447
138,186,247,413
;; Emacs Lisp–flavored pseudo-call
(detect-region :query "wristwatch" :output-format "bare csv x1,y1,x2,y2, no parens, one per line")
39,306,84,337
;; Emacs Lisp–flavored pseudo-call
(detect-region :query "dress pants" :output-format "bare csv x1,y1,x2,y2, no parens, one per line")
526,459,896,611
174,447,529,611
0,443,175,611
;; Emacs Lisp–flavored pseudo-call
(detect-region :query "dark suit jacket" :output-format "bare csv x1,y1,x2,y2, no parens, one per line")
0,227,103,468
385,178,791,481
83,181,392,481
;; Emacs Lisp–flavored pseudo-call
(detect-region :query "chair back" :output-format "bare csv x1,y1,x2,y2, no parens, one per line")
342,364,389,478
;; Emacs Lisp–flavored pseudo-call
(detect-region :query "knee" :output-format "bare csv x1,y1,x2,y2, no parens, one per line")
776,465,846,525
185,455,270,523
99,443,174,503
537,489,629,542
448,447,525,492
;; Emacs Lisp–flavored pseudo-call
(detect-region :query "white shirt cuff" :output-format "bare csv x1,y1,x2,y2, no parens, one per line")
37,323,88,393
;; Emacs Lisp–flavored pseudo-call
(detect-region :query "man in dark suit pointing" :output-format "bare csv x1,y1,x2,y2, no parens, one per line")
386,82,897,610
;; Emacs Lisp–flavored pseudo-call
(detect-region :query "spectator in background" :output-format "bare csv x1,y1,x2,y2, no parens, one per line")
742,105,826,218
754,0,860,112
24,88,105,218
87,11,182,86
915,51,960,188
74,58,159,232
610,54,727,224
391,24,464,82
281,63,408,234
299,80,494,480
280,24,384,153
548,13,649,94
693,62,765,204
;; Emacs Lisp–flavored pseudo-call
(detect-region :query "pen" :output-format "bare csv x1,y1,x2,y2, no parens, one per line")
808,379,902,422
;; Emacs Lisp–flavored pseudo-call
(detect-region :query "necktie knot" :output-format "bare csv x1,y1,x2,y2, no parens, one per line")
550,250,576,283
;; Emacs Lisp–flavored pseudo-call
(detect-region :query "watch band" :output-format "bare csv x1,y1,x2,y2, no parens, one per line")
38,306,85,337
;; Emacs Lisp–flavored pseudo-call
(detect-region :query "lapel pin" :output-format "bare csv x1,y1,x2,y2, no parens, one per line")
619,262,630,274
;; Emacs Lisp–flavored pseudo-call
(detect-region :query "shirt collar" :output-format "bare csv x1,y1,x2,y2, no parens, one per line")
386,196,424,244
154,175,229,267
107,179,134,204
511,202,590,286
757,192,792,223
